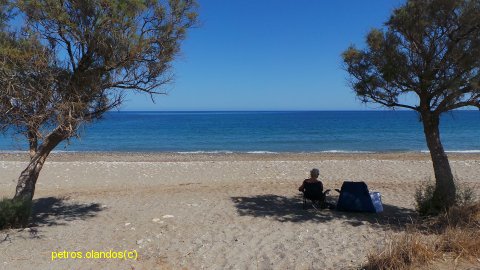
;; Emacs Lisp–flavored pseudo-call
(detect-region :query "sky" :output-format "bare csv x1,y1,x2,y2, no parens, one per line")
117,1,404,111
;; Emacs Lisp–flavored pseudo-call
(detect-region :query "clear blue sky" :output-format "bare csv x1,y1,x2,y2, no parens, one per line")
124,0,406,111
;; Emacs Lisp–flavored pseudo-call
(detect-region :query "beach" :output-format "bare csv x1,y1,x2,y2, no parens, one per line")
1,152,479,269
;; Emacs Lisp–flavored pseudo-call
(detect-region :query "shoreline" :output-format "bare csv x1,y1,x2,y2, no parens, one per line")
1,151,480,162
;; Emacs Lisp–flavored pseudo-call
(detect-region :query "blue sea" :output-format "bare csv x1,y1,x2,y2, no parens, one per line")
0,111,479,153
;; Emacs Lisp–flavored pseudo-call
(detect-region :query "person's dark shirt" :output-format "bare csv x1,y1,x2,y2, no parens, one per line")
298,178,323,192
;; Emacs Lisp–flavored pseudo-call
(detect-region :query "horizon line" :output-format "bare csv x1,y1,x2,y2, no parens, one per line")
113,109,477,112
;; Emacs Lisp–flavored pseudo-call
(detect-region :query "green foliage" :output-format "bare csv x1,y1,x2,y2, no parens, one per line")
455,181,477,207
342,0,480,113
1,0,198,139
0,0,13,29
1,0,198,201
344,0,480,216
415,177,477,216
415,178,437,215
0,198,32,229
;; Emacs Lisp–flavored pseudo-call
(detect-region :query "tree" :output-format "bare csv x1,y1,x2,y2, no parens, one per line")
0,0,12,28
342,0,480,212
0,0,197,203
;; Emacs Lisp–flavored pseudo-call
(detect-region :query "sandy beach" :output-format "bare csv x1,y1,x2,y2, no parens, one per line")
1,152,479,269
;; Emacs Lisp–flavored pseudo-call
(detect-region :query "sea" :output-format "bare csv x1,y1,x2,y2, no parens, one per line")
0,111,479,153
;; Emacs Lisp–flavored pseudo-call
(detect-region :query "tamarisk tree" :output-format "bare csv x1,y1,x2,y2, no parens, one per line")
343,0,480,211
0,0,197,202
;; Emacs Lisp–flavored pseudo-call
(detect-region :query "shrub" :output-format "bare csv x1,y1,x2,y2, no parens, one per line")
363,202,480,270
455,182,477,207
364,232,435,270
414,179,437,216
0,198,32,230
438,227,480,260
434,202,480,231
414,178,477,216
365,179,479,269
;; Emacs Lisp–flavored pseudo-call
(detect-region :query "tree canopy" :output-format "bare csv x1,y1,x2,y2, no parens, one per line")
343,0,480,115
0,0,197,201
1,0,197,153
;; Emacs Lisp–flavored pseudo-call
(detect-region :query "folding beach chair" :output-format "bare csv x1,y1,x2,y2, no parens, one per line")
301,182,331,209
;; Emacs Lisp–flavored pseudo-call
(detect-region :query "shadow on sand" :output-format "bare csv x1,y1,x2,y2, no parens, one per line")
31,196,103,227
231,194,416,231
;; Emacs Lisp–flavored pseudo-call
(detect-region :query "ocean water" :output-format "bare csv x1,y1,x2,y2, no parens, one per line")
0,111,479,153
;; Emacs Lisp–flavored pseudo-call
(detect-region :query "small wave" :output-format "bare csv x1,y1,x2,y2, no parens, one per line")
177,151,234,154
0,150,79,154
0,150,28,154
177,151,279,154
421,150,480,153
316,150,375,154
446,150,480,153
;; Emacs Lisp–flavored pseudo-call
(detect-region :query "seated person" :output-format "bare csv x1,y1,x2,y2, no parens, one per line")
298,169,323,193
299,168,335,209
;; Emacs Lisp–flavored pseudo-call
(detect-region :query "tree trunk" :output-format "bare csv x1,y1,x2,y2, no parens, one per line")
13,129,65,202
421,112,456,210
27,130,38,160
14,152,48,202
